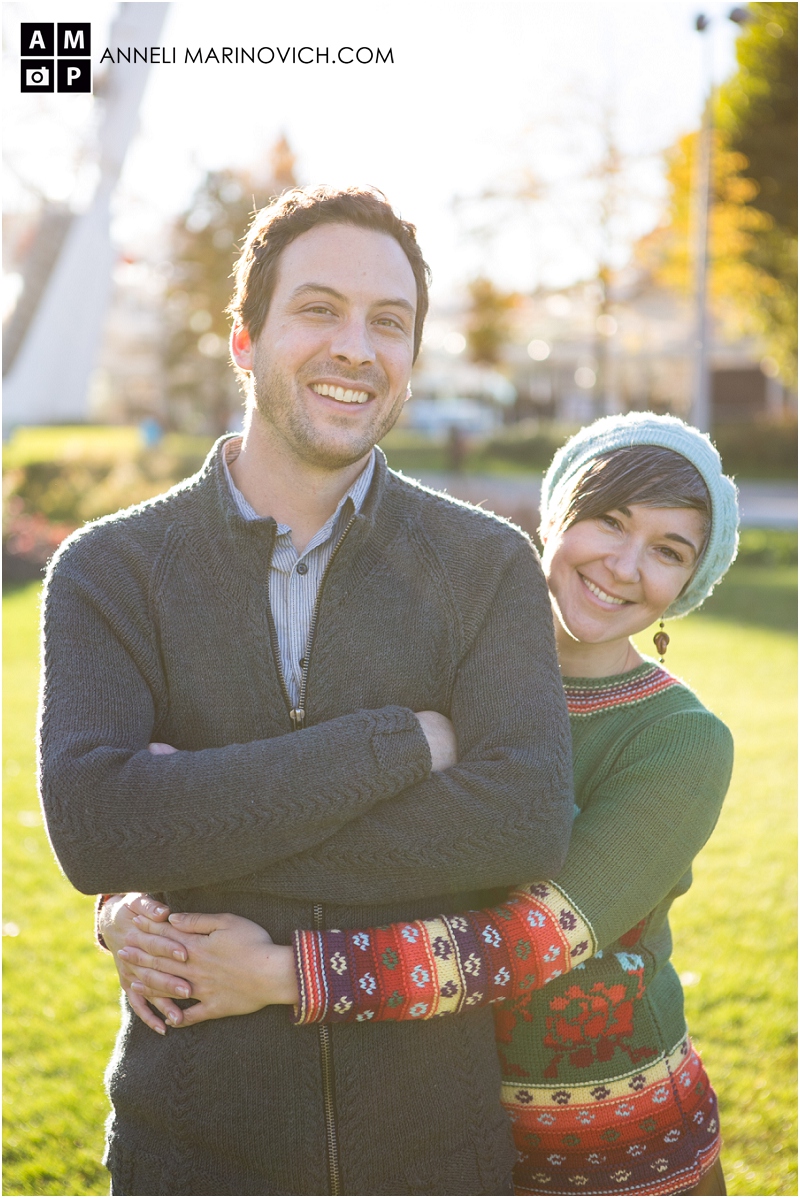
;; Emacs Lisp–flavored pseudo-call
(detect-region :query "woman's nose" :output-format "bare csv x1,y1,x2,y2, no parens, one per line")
605,541,641,582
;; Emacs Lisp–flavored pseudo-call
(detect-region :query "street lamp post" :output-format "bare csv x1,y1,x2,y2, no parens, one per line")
691,15,713,433
691,8,750,433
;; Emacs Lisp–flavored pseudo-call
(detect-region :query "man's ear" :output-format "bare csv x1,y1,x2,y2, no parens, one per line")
230,322,254,371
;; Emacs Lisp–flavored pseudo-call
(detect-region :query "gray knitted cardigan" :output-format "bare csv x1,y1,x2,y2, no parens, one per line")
39,439,573,1197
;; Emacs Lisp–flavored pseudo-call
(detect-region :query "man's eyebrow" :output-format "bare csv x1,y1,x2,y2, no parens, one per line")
289,284,347,303
374,296,415,317
289,283,415,316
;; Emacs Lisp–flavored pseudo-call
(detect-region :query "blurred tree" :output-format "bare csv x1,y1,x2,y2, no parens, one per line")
719,2,797,382
163,135,298,434
454,93,651,414
639,6,796,384
582,106,627,414
638,130,774,329
721,3,796,238
465,277,520,365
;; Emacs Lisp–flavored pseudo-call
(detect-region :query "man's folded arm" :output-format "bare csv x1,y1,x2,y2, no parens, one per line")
248,541,575,904
38,568,432,895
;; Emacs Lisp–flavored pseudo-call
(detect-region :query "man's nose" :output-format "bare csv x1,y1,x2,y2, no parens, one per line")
328,316,376,365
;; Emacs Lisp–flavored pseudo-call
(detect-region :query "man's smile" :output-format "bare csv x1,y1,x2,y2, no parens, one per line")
310,382,372,405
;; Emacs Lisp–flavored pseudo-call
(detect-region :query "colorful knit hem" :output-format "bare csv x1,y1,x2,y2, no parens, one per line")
505,1034,721,1195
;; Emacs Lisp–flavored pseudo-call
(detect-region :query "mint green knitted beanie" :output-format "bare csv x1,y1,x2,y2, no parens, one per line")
540,412,740,618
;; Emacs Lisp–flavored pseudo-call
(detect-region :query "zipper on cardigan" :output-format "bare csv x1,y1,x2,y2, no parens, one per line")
265,510,358,731
315,902,342,1196
299,519,357,1196
264,518,356,1193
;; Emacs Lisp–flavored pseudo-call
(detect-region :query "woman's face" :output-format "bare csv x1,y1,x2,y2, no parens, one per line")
542,503,706,648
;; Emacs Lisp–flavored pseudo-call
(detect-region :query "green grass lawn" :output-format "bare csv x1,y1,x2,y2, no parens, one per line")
2,424,215,469
632,571,798,1197
3,566,797,1196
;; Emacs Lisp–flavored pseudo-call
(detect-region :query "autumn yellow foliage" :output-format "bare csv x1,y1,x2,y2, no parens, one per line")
638,129,779,347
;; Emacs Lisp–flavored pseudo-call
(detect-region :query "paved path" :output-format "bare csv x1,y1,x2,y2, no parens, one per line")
416,475,797,530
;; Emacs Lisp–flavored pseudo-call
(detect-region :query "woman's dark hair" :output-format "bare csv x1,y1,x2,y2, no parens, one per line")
547,445,712,551
228,184,431,362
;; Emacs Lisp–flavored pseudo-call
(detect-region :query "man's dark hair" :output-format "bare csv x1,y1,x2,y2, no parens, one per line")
228,185,431,361
548,445,712,555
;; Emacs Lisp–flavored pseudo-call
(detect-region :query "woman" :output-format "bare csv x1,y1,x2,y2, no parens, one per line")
102,412,738,1196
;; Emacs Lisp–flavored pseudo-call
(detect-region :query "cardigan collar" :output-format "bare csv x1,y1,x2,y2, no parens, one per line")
179,434,393,583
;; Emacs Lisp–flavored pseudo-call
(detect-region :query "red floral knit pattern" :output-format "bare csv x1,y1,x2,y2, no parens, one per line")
292,881,595,1024
507,1036,721,1195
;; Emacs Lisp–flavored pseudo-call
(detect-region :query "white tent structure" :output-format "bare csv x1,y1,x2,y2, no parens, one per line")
3,3,169,431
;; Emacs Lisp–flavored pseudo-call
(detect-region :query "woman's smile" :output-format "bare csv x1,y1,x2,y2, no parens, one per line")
577,573,631,607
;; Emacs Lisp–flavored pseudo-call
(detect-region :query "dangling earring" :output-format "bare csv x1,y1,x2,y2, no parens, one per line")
653,619,670,663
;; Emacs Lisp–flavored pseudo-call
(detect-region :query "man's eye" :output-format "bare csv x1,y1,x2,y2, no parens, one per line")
599,514,620,529
305,305,334,316
375,317,403,330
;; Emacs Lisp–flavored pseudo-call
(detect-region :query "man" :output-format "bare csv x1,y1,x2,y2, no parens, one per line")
39,185,573,1196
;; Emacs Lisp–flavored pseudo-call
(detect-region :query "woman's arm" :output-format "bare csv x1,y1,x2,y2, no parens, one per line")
293,879,594,1023
291,709,733,1023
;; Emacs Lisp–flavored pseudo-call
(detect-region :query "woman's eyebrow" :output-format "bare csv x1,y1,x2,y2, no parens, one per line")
664,532,700,558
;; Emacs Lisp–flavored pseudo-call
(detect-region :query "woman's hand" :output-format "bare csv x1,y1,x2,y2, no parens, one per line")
122,910,300,1027
99,892,187,1034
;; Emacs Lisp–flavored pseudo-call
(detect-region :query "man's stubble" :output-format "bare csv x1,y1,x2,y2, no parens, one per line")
251,352,408,471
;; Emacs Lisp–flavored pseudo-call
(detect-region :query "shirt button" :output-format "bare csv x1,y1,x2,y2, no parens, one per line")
296,562,309,575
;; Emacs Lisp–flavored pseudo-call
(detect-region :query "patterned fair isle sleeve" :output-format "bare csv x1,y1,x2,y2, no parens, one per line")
291,881,596,1025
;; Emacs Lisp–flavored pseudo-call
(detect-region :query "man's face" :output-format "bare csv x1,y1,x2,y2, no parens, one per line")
235,223,417,470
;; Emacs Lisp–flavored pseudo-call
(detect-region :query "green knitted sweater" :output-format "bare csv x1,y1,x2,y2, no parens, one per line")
293,663,734,1193
295,662,734,1027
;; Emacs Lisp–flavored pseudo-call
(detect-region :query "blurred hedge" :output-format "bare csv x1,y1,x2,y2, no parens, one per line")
711,418,798,480
479,420,582,471
481,417,797,479
3,420,796,585
2,429,214,583
734,527,797,567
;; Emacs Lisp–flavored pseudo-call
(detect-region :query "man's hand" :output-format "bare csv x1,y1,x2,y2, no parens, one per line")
126,911,299,1025
415,711,457,772
99,892,188,1034
148,741,177,756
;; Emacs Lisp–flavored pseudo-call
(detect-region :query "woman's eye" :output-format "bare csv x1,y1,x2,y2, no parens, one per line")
599,514,620,530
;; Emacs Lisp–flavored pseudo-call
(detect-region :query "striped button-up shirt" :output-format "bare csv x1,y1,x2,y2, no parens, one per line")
223,439,375,706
